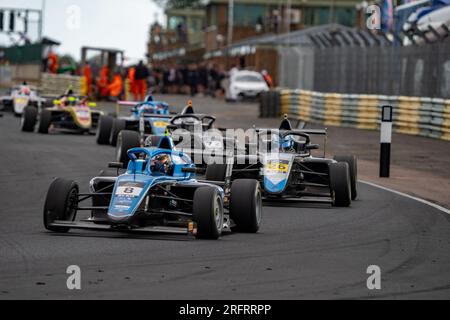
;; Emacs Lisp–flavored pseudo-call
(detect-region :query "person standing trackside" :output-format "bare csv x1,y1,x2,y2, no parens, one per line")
261,70,274,88
135,60,149,101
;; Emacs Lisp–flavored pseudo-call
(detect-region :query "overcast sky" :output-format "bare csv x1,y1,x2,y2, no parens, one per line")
0,0,163,61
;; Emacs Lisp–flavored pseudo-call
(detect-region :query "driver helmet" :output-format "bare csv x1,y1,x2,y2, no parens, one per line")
151,154,173,175
21,86,31,95
281,135,295,152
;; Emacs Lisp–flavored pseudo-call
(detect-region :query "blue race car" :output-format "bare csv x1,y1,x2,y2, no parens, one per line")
96,95,173,146
208,116,358,207
115,101,225,168
43,136,262,239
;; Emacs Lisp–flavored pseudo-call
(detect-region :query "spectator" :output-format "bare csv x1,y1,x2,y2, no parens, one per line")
83,63,92,97
261,70,274,88
108,71,123,101
168,65,177,94
198,62,208,95
127,66,136,100
47,50,58,74
97,65,109,99
135,60,149,101
187,64,199,97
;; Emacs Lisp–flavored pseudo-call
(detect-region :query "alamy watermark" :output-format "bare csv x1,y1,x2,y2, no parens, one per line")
66,265,81,290
158,125,299,165
66,5,82,31
366,265,381,290
366,5,381,30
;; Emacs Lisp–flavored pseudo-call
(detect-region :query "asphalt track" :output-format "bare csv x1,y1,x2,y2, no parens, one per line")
0,101,450,299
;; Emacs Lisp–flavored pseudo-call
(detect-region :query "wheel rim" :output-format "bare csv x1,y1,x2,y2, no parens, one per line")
116,135,122,162
96,121,101,139
213,195,222,230
255,187,262,226
65,188,78,221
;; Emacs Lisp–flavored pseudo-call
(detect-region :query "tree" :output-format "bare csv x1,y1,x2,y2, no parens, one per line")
152,0,205,9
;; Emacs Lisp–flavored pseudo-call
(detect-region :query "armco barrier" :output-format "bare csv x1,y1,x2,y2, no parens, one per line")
262,89,450,141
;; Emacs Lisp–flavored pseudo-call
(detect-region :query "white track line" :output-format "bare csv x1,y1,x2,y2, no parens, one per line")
359,180,450,215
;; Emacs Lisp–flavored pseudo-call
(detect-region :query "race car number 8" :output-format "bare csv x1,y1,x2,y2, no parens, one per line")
116,186,143,197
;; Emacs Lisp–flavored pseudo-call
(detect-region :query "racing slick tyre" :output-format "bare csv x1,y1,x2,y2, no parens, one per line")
110,119,127,146
21,106,38,132
334,155,357,200
38,109,52,134
96,115,114,145
193,187,223,240
43,178,79,233
230,179,262,233
205,164,227,182
116,130,140,168
329,162,351,207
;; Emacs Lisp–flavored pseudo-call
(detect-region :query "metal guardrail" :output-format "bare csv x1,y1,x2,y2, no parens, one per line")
260,90,450,141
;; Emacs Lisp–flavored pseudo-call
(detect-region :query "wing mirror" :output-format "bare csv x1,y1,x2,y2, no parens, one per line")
182,167,205,174
108,162,124,169
88,102,97,108
53,99,61,106
306,144,320,150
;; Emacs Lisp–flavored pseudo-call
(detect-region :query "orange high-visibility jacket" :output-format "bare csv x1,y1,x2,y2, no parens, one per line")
108,75,123,97
48,52,58,74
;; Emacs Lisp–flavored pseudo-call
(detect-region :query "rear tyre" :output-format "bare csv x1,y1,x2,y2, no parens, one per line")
110,119,126,146
193,187,223,240
230,179,262,233
116,130,140,167
334,155,357,200
21,106,38,132
329,162,351,207
205,164,227,182
38,109,52,134
96,115,114,145
43,178,79,232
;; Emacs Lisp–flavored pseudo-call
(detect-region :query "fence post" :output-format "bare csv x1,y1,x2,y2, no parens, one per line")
380,105,393,178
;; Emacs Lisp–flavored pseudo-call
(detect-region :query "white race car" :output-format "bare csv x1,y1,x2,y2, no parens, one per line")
0,84,47,116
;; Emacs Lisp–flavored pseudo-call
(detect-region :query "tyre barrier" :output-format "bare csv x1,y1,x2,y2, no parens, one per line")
40,73,83,97
259,91,281,118
265,89,450,141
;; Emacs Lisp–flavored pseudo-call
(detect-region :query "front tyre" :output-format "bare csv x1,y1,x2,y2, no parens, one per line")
329,162,351,207
38,109,52,134
110,119,126,146
230,179,262,233
43,178,79,233
334,155,357,200
96,115,114,145
193,187,223,240
21,106,38,132
116,130,140,167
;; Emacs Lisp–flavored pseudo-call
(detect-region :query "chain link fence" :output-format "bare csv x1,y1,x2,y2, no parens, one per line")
279,42,450,99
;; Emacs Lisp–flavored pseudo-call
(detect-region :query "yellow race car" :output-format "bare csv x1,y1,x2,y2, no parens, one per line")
21,96,103,134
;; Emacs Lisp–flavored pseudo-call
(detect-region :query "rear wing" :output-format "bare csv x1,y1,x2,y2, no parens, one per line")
117,100,139,107
116,100,174,116
253,128,327,136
